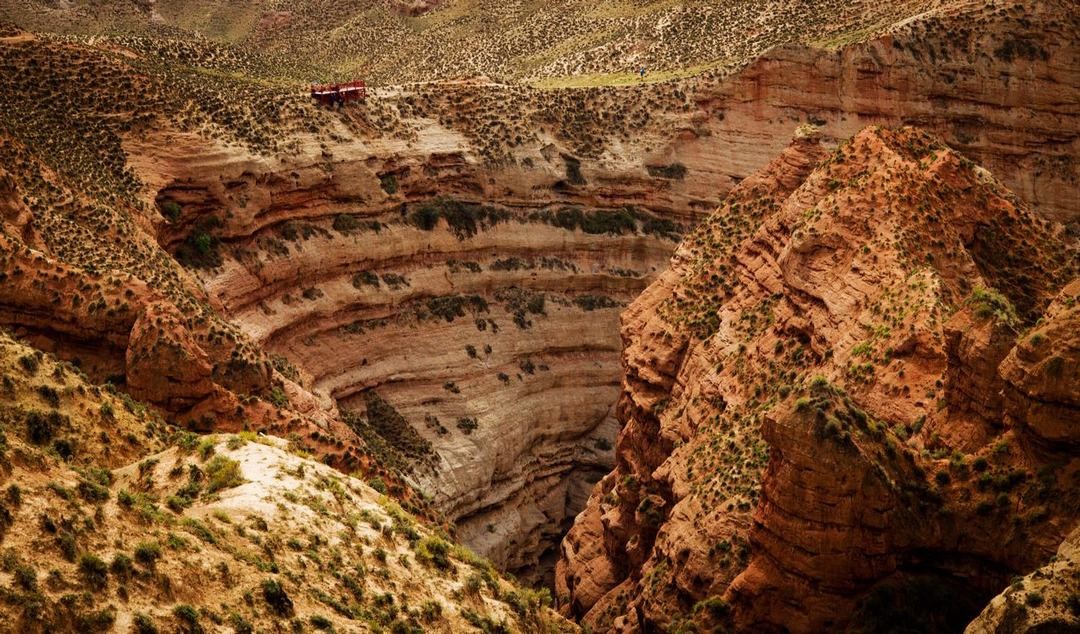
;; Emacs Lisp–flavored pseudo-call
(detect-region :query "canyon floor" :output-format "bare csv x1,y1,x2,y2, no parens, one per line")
0,0,1077,632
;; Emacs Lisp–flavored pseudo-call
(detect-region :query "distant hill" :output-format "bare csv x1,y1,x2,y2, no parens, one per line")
0,0,949,84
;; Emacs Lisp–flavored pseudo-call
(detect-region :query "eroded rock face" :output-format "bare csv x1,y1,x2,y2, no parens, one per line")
692,0,1080,226
125,123,696,581
556,125,1079,632
999,279,1080,448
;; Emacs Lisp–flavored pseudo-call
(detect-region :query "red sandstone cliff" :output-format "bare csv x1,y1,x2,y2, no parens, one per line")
556,125,1079,632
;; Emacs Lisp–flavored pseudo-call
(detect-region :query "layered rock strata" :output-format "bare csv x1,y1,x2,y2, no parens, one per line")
134,127,693,581
556,125,1079,631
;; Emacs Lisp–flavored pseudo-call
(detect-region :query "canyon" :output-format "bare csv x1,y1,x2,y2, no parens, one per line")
0,0,1076,631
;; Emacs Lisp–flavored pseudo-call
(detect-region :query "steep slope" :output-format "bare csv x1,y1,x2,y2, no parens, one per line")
0,330,574,633
556,125,1078,632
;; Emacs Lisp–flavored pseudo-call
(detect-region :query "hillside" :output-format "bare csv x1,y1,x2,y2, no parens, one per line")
556,125,1078,631
0,330,574,633
1,0,953,85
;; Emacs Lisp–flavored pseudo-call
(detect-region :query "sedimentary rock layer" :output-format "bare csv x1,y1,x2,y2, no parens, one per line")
556,125,1078,631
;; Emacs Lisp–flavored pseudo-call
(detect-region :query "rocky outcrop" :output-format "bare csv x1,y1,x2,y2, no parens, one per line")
966,527,1080,634
556,125,1079,632
999,279,1080,448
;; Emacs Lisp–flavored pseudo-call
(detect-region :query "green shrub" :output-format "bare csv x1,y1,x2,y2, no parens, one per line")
18,354,40,374
646,163,687,180
173,604,203,634
26,410,62,444
574,295,618,311
427,294,488,322
268,386,289,408
420,600,443,622
78,553,109,590
134,541,161,567
133,613,158,634
205,456,244,493
160,201,182,222
110,553,133,579
580,208,636,235
36,385,60,408
968,287,1018,328
262,578,294,617
175,218,224,269
562,154,585,186
415,536,453,571
75,607,116,632
410,205,440,231
456,417,479,434
310,615,334,630
352,271,380,288
367,477,387,495
14,563,37,591
332,214,361,233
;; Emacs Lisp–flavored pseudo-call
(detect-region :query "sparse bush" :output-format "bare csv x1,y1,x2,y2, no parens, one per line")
420,600,443,622
78,553,109,590
26,410,63,445
160,201,182,222
332,214,361,233
36,384,60,408
134,541,162,567
173,604,203,634
968,286,1018,328
410,205,440,231
133,614,158,634
646,163,687,180
110,553,133,580
205,455,244,493
14,563,37,591
380,174,398,195
368,477,387,494
229,614,254,634
574,295,619,311
18,354,40,374
456,417,479,434
262,578,295,617
269,386,289,408
415,536,453,571
352,271,380,288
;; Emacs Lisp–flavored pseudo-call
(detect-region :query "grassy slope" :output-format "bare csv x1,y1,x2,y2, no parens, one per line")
0,330,573,633
0,0,949,85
